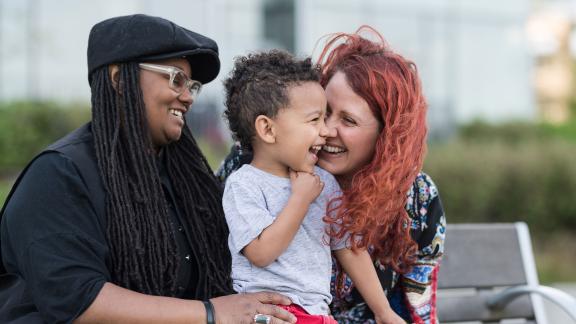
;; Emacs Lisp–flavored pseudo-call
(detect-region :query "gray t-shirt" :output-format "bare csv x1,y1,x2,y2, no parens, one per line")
223,164,345,315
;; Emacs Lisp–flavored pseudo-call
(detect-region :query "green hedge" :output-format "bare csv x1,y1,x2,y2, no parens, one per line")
425,139,576,233
425,121,576,235
425,121,576,282
0,101,90,174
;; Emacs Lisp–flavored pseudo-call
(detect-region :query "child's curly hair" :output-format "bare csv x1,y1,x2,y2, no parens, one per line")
223,50,321,151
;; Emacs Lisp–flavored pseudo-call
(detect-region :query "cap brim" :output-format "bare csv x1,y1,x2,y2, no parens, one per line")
141,49,220,84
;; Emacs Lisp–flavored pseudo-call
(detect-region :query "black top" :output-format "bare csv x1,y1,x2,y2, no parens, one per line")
158,152,199,298
0,124,200,323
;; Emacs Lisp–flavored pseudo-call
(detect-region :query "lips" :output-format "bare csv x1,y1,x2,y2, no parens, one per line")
322,144,346,154
169,108,184,118
309,145,322,154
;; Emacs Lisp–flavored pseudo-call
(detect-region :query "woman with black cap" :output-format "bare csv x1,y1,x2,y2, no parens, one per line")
0,14,296,324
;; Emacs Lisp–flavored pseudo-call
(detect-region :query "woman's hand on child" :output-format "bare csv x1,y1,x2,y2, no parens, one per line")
211,291,297,324
289,170,324,205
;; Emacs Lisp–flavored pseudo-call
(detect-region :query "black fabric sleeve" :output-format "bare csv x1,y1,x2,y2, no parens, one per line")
417,194,445,254
215,144,253,183
1,152,110,323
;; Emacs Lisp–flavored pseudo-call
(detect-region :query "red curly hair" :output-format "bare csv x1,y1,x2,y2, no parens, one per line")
319,26,427,274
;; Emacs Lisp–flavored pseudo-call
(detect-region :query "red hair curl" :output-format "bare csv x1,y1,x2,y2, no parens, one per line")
319,26,427,274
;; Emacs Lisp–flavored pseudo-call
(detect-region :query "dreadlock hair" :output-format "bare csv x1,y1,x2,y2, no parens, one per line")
223,49,321,151
319,26,427,275
90,62,232,297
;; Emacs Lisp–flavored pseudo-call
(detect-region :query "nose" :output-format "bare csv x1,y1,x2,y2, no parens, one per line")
319,119,330,138
323,117,337,138
178,89,194,108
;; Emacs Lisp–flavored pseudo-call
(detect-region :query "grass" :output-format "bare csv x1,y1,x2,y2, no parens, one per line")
196,138,230,171
533,233,576,284
0,179,14,207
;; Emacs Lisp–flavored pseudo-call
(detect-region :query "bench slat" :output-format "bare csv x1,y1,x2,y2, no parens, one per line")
438,223,527,289
438,290,534,322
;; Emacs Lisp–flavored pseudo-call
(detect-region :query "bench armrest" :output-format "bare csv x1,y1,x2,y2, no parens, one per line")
487,285,576,320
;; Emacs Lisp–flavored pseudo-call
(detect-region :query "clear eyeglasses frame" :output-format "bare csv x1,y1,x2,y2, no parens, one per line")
138,63,202,99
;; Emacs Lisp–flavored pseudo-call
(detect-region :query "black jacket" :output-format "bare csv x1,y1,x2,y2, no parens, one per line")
0,123,198,323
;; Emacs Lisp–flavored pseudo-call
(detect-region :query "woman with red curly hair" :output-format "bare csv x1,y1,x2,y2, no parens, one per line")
218,26,446,324
317,27,446,324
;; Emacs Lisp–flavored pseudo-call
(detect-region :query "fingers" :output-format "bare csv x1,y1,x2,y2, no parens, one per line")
252,292,296,323
311,174,324,190
211,293,297,324
254,291,292,305
256,304,296,324
289,169,297,181
313,174,323,187
270,315,296,324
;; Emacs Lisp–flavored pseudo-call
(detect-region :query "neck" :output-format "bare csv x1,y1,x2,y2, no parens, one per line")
151,145,161,156
251,149,290,178
335,173,353,190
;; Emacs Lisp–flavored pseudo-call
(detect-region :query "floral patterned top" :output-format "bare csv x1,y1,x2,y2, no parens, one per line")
216,145,446,324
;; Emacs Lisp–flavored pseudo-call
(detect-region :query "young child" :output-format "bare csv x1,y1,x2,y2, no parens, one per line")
222,50,404,324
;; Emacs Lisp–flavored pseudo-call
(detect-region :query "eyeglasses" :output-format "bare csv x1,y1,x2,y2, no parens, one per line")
139,63,202,99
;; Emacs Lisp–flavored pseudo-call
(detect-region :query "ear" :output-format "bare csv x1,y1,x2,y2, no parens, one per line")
108,64,122,92
254,115,276,144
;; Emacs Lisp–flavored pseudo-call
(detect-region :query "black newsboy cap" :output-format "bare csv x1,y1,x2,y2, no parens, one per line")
87,14,220,85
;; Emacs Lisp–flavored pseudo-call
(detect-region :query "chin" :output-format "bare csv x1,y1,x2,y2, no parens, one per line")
168,132,183,143
317,159,336,173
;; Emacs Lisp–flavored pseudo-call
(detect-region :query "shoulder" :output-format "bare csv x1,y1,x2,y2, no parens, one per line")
223,165,265,199
405,172,441,221
4,151,89,214
47,123,93,152
225,164,257,186
409,172,440,204
2,134,104,232
314,166,338,186
315,166,341,198
1,151,103,253
22,151,80,179
314,166,337,184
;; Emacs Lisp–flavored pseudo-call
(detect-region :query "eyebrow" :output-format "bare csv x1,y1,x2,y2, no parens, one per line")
304,110,323,118
339,109,358,119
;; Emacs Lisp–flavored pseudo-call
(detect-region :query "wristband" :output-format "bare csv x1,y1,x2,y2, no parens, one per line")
203,300,215,324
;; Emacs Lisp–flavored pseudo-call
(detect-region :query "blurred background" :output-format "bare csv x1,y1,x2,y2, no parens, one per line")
0,0,575,319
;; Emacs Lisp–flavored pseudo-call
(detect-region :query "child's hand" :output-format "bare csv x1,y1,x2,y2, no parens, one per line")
375,310,406,324
289,170,324,205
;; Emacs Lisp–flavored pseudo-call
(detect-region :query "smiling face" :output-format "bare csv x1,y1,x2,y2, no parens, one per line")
318,71,382,186
139,58,194,151
252,81,329,177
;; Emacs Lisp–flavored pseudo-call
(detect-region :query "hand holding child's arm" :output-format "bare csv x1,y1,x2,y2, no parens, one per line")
334,248,405,324
242,170,324,267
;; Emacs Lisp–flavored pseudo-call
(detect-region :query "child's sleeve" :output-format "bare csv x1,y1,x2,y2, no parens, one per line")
223,179,274,254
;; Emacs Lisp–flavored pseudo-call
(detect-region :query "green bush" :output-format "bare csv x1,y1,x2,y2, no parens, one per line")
0,179,12,205
459,119,576,144
0,101,90,174
425,138,576,233
458,120,547,144
426,122,576,282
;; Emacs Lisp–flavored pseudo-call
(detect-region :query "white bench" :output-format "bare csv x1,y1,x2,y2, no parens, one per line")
437,222,576,323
